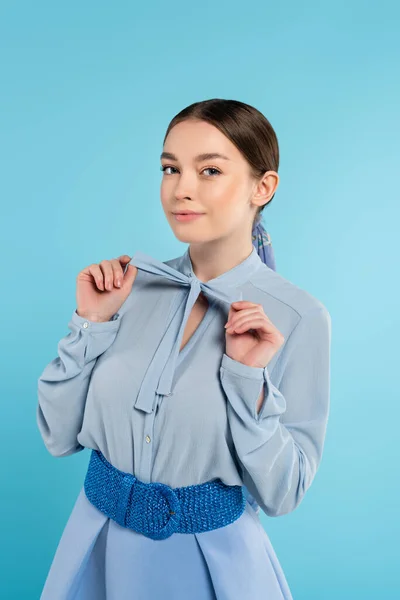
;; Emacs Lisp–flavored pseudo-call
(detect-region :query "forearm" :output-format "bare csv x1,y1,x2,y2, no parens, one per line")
220,306,331,517
37,310,121,456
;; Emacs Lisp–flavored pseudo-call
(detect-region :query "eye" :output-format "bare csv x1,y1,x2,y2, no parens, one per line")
160,165,221,177
160,165,178,175
202,167,221,177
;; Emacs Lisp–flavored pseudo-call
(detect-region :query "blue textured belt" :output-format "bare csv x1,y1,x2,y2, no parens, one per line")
84,449,246,540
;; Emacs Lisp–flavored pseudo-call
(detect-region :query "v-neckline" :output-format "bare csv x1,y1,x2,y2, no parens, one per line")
177,296,217,365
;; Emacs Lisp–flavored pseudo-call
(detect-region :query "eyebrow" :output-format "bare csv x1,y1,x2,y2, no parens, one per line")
160,151,231,162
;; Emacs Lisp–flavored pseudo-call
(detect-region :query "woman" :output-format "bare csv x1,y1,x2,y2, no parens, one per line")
37,98,331,599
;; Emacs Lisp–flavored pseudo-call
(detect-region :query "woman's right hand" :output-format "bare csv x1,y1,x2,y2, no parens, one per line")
76,255,138,322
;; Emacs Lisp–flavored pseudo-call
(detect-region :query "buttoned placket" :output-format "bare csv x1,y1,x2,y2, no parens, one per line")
136,291,219,483
132,288,184,483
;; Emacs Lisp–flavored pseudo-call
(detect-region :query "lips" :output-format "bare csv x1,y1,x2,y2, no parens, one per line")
173,212,205,222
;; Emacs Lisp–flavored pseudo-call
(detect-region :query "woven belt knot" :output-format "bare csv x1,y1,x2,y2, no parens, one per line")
84,449,246,540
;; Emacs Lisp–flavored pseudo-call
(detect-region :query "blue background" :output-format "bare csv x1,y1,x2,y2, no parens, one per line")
1,1,399,597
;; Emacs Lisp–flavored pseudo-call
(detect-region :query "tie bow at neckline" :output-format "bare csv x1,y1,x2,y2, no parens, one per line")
127,247,262,413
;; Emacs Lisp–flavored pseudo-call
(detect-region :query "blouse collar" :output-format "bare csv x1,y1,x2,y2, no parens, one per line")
176,245,263,288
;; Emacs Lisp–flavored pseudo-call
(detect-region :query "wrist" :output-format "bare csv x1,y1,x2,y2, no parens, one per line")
75,309,111,323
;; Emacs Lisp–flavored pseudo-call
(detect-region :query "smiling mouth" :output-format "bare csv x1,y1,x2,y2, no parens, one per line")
173,211,205,215
173,213,205,222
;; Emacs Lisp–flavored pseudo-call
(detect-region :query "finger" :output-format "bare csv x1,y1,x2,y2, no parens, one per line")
117,254,132,262
229,301,271,323
229,301,262,316
118,255,132,271
88,264,105,291
110,258,126,288
229,301,254,316
228,302,252,320
226,316,268,334
122,256,133,277
227,312,267,331
231,301,260,308
226,307,262,328
99,260,115,291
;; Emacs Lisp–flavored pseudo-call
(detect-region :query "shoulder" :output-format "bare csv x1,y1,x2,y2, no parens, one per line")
245,263,331,335
244,265,331,373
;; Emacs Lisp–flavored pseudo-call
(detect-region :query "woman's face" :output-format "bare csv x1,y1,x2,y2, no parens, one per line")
160,119,262,244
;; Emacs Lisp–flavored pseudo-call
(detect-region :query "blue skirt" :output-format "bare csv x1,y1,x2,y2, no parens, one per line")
40,486,293,599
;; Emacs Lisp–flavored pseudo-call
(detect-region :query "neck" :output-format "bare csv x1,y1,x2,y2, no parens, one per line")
188,238,254,283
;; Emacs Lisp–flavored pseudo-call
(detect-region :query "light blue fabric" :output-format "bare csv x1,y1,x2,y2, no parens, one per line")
37,245,331,599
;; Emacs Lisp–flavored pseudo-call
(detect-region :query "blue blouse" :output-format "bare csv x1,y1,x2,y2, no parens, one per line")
37,245,331,518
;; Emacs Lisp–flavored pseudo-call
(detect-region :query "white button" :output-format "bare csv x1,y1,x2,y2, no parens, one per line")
145,435,151,443
83,322,89,329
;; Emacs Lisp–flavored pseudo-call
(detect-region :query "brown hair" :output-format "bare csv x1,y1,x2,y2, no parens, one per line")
162,98,279,230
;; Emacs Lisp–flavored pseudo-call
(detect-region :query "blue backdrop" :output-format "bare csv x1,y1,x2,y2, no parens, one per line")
1,1,399,598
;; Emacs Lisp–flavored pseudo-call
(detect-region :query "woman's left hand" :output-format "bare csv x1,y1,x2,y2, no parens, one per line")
224,301,285,368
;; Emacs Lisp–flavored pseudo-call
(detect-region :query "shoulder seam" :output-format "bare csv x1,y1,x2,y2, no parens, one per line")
248,280,303,320
248,279,328,320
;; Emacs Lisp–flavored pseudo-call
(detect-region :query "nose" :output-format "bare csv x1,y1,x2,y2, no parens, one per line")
173,174,197,201
175,189,193,202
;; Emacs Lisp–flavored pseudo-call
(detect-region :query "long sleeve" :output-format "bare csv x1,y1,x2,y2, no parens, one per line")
37,310,121,457
219,305,331,518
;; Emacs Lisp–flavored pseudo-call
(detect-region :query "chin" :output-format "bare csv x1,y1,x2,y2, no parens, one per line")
168,220,201,241
172,231,207,243
170,225,212,243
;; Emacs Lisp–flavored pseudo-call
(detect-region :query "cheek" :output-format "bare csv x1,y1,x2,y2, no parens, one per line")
160,186,170,211
210,185,244,220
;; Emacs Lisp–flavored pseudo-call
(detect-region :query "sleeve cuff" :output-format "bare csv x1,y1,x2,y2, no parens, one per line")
220,353,272,421
71,309,121,332
220,353,265,380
